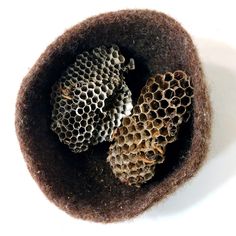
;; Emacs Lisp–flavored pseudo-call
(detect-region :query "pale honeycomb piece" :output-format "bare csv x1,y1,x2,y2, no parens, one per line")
107,70,194,187
51,45,135,153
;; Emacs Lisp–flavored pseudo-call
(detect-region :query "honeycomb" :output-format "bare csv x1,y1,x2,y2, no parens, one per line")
51,45,135,153
107,70,194,186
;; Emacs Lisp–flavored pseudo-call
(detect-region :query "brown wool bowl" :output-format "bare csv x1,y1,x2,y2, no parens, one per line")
15,9,211,222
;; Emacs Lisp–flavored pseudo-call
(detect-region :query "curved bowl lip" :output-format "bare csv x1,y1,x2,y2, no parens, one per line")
15,9,212,222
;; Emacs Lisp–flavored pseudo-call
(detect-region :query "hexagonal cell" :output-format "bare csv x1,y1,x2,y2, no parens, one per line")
143,130,151,138
164,89,175,99
59,132,66,140
170,79,179,89
59,99,67,107
159,126,168,136
160,100,169,109
149,82,159,93
186,87,194,97
140,103,150,113
119,126,129,136
83,105,90,113
156,135,166,144
127,133,134,142
62,119,69,126
144,92,154,103
136,122,144,131
150,100,159,110
173,70,186,80
177,106,186,115
122,117,131,126
157,108,166,118
134,132,141,141
133,105,141,114
123,144,130,152
118,136,125,145
153,118,162,128
139,113,147,122
128,124,136,133
166,107,175,116
153,74,163,84
181,96,191,106
65,131,73,139
179,78,189,88
170,97,181,107
172,115,180,125
148,110,157,120
80,92,87,100
84,132,92,140
163,72,173,82
175,87,185,98
154,90,163,100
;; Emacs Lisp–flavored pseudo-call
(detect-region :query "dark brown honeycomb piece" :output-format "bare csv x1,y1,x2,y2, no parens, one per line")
107,71,193,186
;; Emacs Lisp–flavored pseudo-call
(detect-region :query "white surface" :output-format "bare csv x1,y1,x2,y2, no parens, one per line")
0,0,236,235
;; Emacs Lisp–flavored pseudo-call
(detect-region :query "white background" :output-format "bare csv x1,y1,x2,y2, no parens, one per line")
0,0,236,235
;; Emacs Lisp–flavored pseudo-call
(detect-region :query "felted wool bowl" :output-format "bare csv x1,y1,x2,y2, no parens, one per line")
15,9,211,222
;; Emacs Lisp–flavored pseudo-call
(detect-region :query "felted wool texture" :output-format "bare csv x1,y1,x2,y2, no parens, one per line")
15,9,211,223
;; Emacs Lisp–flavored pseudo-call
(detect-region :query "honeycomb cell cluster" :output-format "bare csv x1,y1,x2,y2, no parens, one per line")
51,45,135,153
107,70,194,186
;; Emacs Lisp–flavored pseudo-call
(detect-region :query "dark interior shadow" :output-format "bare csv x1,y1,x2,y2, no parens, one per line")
143,39,236,217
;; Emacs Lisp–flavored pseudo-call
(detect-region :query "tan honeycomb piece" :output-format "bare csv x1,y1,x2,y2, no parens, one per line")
107,70,194,186
51,45,134,153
